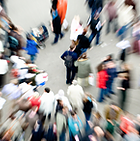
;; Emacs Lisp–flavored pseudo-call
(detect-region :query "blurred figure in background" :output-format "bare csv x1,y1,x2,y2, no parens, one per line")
104,0,118,34
56,106,68,141
0,53,8,88
39,87,55,121
105,61,117,97
68,111,83,141
51,5,64,45
117,74,130,110
96,63,108,102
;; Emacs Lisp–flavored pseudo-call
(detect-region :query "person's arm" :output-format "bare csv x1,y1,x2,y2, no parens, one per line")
61,51,67,60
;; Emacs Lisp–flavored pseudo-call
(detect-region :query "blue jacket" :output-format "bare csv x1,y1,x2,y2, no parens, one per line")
61,50,78,68
68,115,83,136
26,39,38,55
107,67,117,82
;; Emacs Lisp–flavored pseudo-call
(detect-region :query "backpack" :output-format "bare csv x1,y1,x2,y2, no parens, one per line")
8,36,19,50
64,51,73,68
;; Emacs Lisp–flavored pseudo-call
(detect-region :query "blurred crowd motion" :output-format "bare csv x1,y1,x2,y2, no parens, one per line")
0,0,140,140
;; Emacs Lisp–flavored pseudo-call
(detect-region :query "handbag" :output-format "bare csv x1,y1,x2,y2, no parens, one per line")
88,73,94,86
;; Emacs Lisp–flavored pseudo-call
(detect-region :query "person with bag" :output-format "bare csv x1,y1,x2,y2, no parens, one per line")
61,44,78,84
74,52,92,87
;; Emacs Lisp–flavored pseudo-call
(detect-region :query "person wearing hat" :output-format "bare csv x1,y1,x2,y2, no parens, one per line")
55,89,72,111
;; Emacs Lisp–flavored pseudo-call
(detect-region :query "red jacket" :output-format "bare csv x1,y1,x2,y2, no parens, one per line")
97,70,108,89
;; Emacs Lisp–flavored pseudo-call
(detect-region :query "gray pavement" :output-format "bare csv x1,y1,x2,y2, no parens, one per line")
3,1,140,140
6,0,140,117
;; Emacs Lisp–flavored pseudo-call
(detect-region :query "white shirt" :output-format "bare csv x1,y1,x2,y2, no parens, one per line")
0,59,8,74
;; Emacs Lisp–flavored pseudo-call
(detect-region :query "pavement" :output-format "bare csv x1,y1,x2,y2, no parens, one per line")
2,0,140,140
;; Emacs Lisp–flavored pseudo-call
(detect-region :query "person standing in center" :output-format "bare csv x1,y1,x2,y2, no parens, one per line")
74,52,92,87
61,45,78,84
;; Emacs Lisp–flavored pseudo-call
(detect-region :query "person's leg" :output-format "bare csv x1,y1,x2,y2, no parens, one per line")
30,55,35,63
60,32,64,39
95,31,100,45
48,113,51,121
66,67,71,84
121,90,126,110
106,19,111,34
53,34,59,44
113,18,118,33
70,67,76,83
59,131,66,141
98,88,104,102
89,32,96,44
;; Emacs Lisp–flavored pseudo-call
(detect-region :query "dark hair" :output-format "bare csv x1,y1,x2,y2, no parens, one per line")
70,111,76,116
45,87,50,93
26,33,32,40
70,44,75,51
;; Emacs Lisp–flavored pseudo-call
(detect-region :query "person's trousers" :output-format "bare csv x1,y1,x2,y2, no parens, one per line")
106,81,114,96
98,88,106,102
54,33,63,43
106,18,118,34
66,67,76,84
89,31,100,45
120,90,127,110
59,131,66,141
0,74,5,88
30,55,36,63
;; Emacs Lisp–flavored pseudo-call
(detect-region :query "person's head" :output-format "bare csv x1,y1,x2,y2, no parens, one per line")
10,79,19,85
58,89,65,96
69,44,75,51
57,99,63,107
26,33,32,40
9,23,18,31
44,87,50,93
79,52,87,60
70,110,77,119
62,106,68,115
72,80,78,86
25,59,32,64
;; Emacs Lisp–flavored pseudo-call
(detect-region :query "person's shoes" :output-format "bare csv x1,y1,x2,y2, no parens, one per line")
60,33,64,39
51,41,57,45
106,95,111,99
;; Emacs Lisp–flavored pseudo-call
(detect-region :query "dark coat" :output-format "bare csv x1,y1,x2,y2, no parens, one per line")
52,15,61,34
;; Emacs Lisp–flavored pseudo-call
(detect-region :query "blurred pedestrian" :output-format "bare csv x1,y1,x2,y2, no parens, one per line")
68,111,83,141
0,53,8,88
74,28,90,57
25,33,38,64
106,61,117,97
51,5,64,45
61,45,78,84
39,87,55,121
87,12,106,45
74,52,92,87
117,74,130,110
67,80,84,109
56,106,68,141
96,63,108,102
104,1,118,34
55,89,72,111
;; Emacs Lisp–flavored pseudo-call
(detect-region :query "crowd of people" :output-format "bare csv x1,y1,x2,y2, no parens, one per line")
0,0,140,141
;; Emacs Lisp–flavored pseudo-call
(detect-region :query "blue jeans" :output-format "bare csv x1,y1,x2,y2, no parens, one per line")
59,131,66,141
89,31,100,45
98,88,106,102
30,55,36,63
106,81,114,96
84,113,91,131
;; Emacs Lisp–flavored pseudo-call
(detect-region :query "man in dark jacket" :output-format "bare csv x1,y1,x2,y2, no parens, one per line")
61,45,78,84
